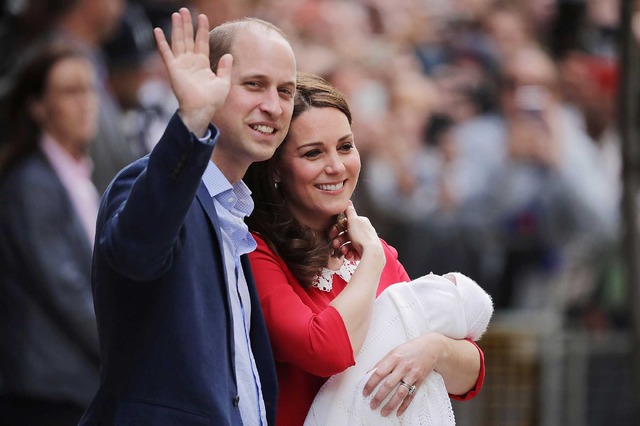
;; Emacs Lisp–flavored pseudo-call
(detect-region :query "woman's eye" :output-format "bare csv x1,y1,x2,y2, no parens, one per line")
339,142,354,151
303,149,321,158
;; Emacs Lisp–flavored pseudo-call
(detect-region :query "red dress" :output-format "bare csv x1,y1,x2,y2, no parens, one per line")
249,233,485,426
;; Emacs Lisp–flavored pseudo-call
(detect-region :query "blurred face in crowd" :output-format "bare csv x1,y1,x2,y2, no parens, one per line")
484,8,533,59
30,56,98,159
275,106,361,231
501,47,558,117
91,0,126,41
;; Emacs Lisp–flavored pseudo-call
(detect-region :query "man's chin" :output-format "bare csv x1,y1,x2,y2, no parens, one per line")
253,147,279,163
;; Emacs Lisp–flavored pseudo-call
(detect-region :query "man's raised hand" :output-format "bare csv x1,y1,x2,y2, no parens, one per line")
153,8,233,137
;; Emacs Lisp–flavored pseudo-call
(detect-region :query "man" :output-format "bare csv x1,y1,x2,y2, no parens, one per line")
0,44,100,425
79,8,296,425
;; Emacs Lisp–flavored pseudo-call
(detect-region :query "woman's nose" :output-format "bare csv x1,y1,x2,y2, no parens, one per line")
324,154,345,174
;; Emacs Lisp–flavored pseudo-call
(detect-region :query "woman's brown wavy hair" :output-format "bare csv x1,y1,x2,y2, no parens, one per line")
0,43,87,177
245,72,352,288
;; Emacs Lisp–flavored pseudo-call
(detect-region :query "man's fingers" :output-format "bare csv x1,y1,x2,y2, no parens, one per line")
154,28,173,68
170,11,185,55
180,8,195,52
194,14,210,56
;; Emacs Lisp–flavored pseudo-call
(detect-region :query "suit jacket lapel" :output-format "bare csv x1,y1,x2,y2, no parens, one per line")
195,182,238,376
196,182,224,251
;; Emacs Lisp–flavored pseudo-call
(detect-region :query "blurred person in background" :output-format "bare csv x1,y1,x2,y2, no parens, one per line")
52,0,136,194
103,2,177,156
0,43,100,426
361,65,473,278
189,0,250,27
0,0,79,148
556,50,625,329
481,1,538,61
453,45,617,309
582,0,620,58
0,0,75,81
521,0,559,46
364,109,480,280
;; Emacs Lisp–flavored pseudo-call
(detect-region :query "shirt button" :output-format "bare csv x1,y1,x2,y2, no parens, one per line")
233,395,240,407
227,197,234,203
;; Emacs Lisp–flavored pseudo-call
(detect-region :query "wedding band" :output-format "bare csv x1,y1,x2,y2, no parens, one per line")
338,240,352,249
399,380,416,395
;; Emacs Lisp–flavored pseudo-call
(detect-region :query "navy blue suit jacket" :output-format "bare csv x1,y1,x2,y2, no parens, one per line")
79,114,278,425
0,152,99,406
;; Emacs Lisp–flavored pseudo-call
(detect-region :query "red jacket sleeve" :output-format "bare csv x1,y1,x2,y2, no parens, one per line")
249,235,355,377
375,239,411,296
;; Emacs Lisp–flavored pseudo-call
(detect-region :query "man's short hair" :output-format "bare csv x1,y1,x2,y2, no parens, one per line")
208,18,289,72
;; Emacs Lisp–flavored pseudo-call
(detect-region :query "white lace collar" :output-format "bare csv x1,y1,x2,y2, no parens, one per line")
312,258,359,292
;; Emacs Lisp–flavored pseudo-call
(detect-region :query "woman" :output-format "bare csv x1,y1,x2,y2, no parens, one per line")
245,72,487,425
0,43,100,426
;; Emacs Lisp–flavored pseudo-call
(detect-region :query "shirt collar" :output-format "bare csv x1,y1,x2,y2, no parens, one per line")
39,133,93,179
202,160,254,216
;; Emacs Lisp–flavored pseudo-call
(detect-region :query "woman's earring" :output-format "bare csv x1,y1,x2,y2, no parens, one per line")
274,179,280,190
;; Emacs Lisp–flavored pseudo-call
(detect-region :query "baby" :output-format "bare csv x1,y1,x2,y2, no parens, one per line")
305,272,493,426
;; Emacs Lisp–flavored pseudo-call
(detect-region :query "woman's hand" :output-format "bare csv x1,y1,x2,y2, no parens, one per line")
330,201,382,261
363,332,480,417
362,332,445,417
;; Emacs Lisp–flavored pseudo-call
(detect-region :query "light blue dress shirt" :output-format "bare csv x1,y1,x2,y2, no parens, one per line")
201,156,266,426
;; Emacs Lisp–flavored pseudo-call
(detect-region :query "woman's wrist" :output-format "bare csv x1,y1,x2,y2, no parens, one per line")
420,332,447,372
359,243,386,268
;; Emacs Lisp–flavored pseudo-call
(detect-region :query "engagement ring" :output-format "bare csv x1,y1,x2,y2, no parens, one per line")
399,380,416,395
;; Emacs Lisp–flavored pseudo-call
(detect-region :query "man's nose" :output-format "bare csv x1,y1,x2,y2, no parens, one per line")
259,88,283,116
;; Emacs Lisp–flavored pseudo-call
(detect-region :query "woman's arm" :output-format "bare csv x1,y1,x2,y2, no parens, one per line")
430,335,482,395
329,202,386,354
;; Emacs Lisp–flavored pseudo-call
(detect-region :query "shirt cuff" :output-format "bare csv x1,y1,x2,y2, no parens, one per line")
197,125,218,146
198,129,212,143
173,110,218,146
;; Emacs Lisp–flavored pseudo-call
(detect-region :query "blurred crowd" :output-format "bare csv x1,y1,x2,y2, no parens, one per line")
0,0,631,324
0,0,633,421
